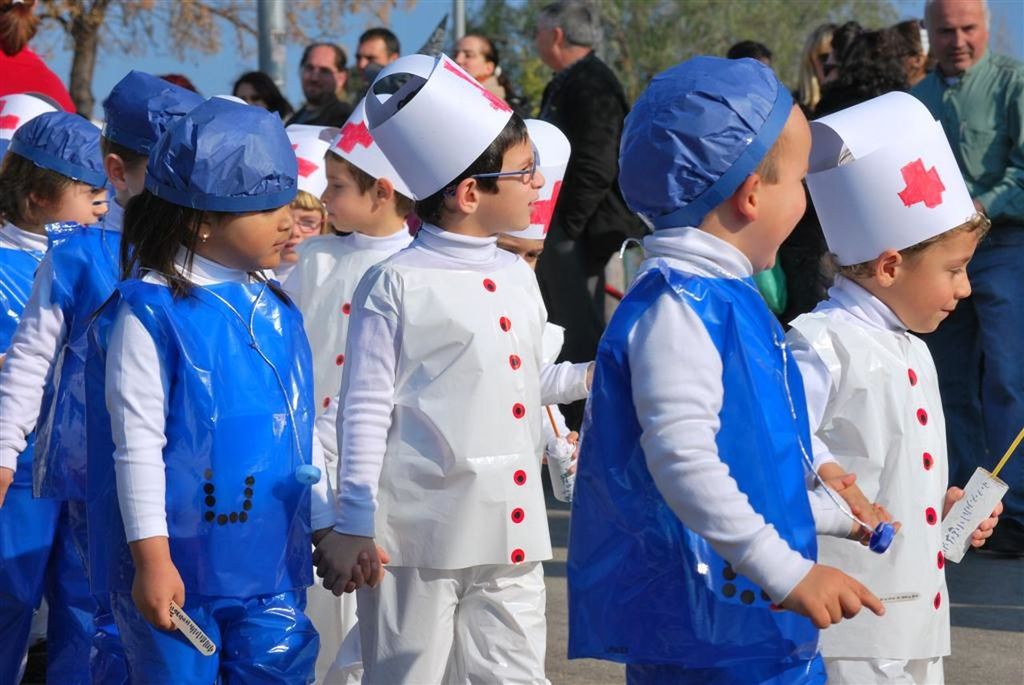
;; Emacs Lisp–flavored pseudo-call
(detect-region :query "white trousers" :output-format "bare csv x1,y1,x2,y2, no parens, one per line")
307,572,361,684
825,656,944,684
357,562,548,684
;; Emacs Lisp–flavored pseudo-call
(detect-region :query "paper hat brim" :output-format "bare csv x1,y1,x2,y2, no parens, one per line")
364,53,513,200
807,92,975,266
0,93,58,142
328,98,413,200
287,124,338,199
507,119,571,241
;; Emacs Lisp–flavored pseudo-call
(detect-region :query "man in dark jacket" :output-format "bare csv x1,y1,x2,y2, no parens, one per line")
534,1,645,425
287,43,353,127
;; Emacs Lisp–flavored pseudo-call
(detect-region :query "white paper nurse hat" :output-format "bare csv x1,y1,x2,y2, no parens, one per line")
363,53,513,200
286,124,337,199
328,98,413,200
806,91,974,266
508,119,571,241
0,93,58,153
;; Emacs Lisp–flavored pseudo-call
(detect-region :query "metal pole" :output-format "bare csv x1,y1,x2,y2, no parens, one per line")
454,0,466,41
258,0,287,91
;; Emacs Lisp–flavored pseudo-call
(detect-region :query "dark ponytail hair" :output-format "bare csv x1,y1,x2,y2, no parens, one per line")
121,190,287,301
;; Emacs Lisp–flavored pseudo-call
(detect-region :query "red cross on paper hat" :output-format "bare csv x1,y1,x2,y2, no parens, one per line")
529,180,563,234
337,121,374,153
291,144,319,178
442,60,512,113
0,100,20,134
897,159,945,209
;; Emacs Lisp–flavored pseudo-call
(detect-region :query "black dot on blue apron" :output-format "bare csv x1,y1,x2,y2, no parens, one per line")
204,496,215,507
204,512,215,522
741,590,755,605
239,512,248,523
722,566,737,581
203,483,214,494
217,514,228,525
204,469,213,480
244,488,254,498
243,500,252,511
245,476,255,486
229,512,238,523
722,584,736,598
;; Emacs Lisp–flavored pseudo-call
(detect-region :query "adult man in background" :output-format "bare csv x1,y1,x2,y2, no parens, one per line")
534,1,645,426
288,42,352,127
353,28,401,97
914,0,1024,555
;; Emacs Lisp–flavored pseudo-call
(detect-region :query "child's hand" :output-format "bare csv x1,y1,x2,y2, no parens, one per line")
0,467,13,508
781,564,884,629
129,537,185,631
819,464,885,541
313,532,382,596
944,487,1003,548
566,431,580,475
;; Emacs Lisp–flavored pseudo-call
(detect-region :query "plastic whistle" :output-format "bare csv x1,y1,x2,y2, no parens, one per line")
169,601,216,656
868,522,896,554
294,464,322,485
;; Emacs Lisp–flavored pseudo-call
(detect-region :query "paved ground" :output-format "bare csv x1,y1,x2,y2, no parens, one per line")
542,489,1024,684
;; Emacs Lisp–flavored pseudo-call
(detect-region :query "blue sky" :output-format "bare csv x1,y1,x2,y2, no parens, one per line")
32,0,1024,119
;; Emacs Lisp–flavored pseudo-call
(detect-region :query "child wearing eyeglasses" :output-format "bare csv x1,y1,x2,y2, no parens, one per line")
276,125,337,288
311,55,590,684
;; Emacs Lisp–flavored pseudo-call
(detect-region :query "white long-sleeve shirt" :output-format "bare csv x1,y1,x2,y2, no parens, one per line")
105,251,335,542
627,227,848,602
0,205,123,471
331,225,590,537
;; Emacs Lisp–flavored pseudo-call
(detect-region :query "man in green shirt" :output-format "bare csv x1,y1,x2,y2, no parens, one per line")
913,0,1024,556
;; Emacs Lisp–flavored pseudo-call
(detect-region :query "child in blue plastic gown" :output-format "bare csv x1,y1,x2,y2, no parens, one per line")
0,108,107,685
788,93,1002,684
0,71,203,684
84,97,335,684
566,57,886,685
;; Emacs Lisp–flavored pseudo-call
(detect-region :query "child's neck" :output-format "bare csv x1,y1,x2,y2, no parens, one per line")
356,213,406,238
436,214,497,239
11,218,46,236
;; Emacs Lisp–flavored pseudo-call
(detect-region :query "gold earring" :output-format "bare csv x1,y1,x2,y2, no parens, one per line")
201,233,209,243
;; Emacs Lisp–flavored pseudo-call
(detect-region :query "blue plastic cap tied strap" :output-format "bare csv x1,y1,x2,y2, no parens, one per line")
9,111,106,189
102,71,205,155
619,56,793,230
145,97,298,213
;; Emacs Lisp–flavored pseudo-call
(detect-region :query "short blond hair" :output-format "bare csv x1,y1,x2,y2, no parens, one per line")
836,212,991,279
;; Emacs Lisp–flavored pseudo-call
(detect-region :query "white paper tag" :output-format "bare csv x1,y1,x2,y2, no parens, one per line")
170,601,216,656
941,467,1008,563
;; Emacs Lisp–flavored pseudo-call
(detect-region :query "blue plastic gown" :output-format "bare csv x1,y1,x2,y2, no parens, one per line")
567,263,824,684
0,242,96,685
33,225,121,501
86,278,317,682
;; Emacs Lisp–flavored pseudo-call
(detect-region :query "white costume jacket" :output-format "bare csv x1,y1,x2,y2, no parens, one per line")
788,276,950,660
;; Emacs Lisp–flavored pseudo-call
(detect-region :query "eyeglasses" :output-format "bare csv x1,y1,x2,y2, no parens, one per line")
471,144,540,185
294,218,323,234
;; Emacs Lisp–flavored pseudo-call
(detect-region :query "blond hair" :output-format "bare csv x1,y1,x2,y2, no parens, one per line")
798,24,834,112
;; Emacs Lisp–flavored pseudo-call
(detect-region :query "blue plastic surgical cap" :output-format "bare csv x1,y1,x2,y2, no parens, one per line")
619,56,793,230
145,97,298,212
102,71,204,155
8,111,106,189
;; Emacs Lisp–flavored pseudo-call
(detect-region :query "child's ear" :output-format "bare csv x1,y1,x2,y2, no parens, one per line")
374,177,395,205
103,153,129,193
873,249,903,287
730,173,762,222
449,177,479,214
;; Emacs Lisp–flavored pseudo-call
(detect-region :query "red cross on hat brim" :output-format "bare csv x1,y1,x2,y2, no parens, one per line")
507,119,572,241
286,124,338,199
328,98,413,201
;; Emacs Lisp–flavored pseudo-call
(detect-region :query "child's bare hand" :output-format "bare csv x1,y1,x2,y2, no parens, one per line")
0,467,13,508
781,564,884,629
566,431,580,475
129,538,185,631
313,532,380,596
